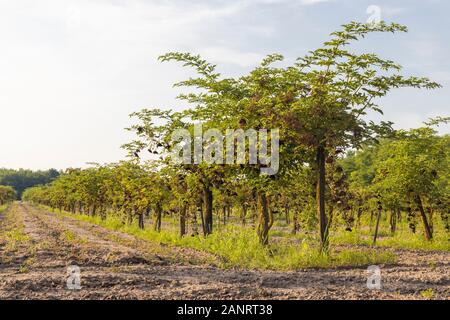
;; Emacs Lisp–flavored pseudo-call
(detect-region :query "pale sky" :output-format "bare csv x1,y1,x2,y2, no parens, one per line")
0,0,449,170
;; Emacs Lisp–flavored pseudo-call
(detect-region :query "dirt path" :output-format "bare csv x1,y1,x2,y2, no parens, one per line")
0,203,448,299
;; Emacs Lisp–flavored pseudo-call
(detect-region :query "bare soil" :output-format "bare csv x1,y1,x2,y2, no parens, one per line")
0,203,448,300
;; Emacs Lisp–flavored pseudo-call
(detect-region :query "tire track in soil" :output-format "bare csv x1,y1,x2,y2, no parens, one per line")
0,203,449,299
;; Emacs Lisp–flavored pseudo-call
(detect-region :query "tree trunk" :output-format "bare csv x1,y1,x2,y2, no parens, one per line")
256,192,270,245
199,202,206,236
180,205,187,237
327,205,334,235
100,207,106,220
356,207,363,229
441,209,449,233
406,203,416,233
292,210,300,235
369,210,374,230
138,211,145,230
428,207,434,235
241,204,247,226
415,195,433,241
203,186,213,235
344,210,353,231
126,209,133,225
373,207,382,245
316,145,328,252
389,209,397,234
153,204,162,232
222,206,227,225
191,205,199,236
285,205,290,224
267,195,274,230
251,203,258,228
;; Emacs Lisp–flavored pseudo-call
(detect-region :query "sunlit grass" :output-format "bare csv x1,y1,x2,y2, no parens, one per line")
45,205,396,270
420,288,435,300
0,205,30,252
0,204,10,214
330,219,450,251
61,230,87,244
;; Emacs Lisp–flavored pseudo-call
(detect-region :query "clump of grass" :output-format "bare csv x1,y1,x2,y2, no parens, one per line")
61,230,87,244
62,230,76,242
428,260,437,270
420,288,434,300
19,264,29,273
0,204,10,214
18,258,34,274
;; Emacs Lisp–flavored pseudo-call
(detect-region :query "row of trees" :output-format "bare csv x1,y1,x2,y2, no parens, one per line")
0,168,59,198
22,123,449,245
341,124,450,242
0,185,16,205
23,21,448,251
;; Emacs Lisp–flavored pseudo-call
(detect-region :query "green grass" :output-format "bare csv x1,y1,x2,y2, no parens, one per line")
0,205,31,252
4,229,30,244
420,288,434,300
330,221,450,251
0,204,10,214
44,205,396,270
61,230,87,244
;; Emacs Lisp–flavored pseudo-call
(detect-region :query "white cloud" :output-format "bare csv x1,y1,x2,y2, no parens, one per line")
244,0,332,5
381,6,406,17
299,0,332,5
200,47,265,67
407,39,443,61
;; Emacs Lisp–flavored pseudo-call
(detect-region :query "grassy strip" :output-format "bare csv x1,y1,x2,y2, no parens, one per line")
0,204,10,215
0,204,31,253
329,223,450,251
42,205,396,270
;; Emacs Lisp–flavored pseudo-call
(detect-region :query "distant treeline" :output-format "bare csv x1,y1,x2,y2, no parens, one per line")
0,168,60,198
